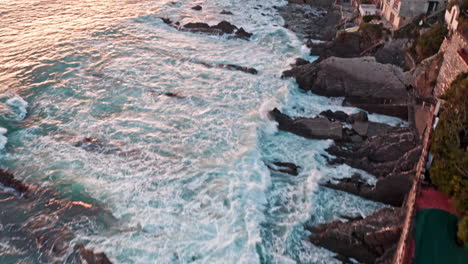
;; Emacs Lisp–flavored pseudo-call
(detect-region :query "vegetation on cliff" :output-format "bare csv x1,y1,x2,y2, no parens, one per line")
429,72,468,243
412,23,448,62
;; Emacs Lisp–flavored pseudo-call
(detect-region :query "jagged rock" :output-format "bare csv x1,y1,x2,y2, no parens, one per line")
323,171,414,206
212,21,237,34
0,170,115,263
294,58,310,66
72,244,113,264
217,64,257,74
269,108,343,140
347,111,368,123
278,3,339,41
307,207,403,264
191,5,202,11
352,121,369,136
309,32,363,60
0,170,28,193
161,17,172,25
180,21,253,40
266,161,301,176
326,127,420,177
320,110,349,122
220,10,233,15
163,92,185,99
375,39,409,67
283,57,412,119
234,27,252,40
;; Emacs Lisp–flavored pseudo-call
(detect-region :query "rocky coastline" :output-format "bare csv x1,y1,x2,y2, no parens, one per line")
275,1,439,263
0,170,114,264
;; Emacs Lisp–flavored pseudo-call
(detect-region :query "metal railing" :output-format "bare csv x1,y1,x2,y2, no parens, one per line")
393,104,435,264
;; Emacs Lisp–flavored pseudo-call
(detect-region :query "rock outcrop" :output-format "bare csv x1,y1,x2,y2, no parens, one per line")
0,170,115,263
307,207,404,264
182,21,252,40
269,108,343,140
323,125,421,206
308,32,363,60
266,161,301,176
374,39,409,68
283,57,412,119
277,3,340,41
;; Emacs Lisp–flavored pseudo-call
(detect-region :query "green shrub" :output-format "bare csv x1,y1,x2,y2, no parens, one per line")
458,216,468,244
414,23,448,61
362,15,374,23
430,73,468,217
359,23,383,43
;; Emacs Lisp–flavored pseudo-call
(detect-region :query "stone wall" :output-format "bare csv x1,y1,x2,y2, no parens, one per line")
435,30,468,96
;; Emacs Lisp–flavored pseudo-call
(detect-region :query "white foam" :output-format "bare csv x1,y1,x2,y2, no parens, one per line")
0,127,7,150
6,95,28,120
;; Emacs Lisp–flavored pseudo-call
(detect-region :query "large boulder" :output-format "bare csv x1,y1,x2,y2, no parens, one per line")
269,108,343,140
277,3,340,41
326,127,421,177
375,38,409,68
323,171,414,206
308,32,363,60
307,207,403,264
284,57,412,119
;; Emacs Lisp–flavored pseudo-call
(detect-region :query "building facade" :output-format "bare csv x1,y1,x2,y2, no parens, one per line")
381,0,446,29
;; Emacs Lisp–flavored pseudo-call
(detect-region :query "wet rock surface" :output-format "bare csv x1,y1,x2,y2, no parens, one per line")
308,32,363,60
0,169,115,263
307,207,404,264
266,161,301,176
283,56,412,119
160,18,253,40
191,5,202,11
277,3,340,41
269,108,343,140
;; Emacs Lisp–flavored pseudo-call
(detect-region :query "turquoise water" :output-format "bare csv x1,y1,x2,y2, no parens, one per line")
0,1,389,263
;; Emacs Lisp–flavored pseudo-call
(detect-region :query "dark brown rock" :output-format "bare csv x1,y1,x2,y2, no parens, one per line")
0,171,115,263
220,10,233,15
320,110,349,122
269,108,343,140
191,5,202,11
307,207,404,264
0,169,28,193
234,27,252,40
267,161,301,176
283,57,412,119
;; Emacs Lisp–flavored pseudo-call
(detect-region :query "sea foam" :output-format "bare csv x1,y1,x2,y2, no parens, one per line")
6,95,28,120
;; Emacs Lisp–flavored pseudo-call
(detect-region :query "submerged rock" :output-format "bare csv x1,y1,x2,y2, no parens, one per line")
266,161,301,176
307,207,403,264
220,10,233,15
191,5,202,11
0,169,115,263
217,64,257,74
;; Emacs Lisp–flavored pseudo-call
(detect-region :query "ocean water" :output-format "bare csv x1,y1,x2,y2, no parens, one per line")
0,1,389,263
